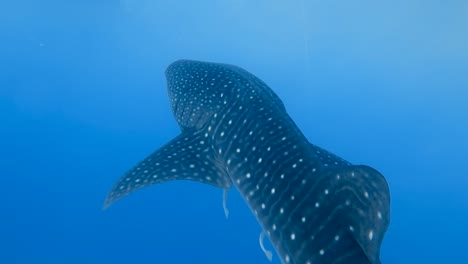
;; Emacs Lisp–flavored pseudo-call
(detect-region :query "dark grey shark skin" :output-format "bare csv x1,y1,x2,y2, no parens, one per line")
104,60,390,264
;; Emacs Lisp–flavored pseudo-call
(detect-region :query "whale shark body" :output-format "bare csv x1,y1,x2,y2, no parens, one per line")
104,60,390,264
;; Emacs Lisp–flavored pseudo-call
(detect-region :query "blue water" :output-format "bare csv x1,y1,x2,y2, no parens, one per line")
1,1,467,263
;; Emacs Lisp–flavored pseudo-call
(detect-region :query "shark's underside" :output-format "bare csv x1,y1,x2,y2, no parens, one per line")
104,60,390,264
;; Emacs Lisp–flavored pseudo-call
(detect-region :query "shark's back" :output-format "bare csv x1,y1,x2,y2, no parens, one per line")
104,60,390,264
165,60,286,131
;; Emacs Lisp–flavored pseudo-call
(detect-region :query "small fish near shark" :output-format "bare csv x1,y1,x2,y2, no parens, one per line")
104,60,391,264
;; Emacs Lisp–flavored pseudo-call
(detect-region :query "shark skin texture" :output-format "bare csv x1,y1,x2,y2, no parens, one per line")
104,60,391,264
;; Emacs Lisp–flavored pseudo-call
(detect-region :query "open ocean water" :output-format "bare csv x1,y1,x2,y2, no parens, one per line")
1,1,467,263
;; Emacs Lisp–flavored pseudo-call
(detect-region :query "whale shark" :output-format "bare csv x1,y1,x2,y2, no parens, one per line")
104,60,390,264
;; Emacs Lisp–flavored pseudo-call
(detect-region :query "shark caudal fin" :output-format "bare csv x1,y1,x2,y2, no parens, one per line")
103,130,232,209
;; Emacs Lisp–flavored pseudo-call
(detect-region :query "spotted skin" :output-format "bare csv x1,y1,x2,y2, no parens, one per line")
104,60,390,264
103,130,231,209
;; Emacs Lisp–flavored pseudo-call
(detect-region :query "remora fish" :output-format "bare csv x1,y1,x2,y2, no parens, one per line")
104,60,390,264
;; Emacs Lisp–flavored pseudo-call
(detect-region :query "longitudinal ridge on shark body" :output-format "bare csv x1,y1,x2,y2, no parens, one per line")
104,60,391,264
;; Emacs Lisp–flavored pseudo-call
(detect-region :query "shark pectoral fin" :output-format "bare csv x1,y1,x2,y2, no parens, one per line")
103,131,232,209
259,231,273,262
